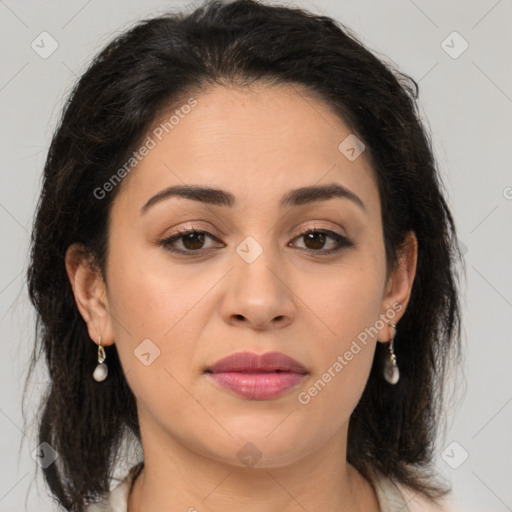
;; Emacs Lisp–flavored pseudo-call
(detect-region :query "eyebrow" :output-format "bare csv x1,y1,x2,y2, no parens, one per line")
140,183,366,214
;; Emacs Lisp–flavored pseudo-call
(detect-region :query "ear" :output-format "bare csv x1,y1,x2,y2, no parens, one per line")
65,243,115,347
377,230,418,343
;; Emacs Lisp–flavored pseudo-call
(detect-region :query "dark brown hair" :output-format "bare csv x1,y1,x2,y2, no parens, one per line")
24,0,463,509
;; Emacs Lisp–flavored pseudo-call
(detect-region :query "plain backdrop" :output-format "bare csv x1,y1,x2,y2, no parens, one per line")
1,1,511,511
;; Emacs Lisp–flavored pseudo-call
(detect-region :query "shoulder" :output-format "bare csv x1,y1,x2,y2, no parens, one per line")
376,474,459,512
85,463,143,512
371,471,413,512
382,477,460,512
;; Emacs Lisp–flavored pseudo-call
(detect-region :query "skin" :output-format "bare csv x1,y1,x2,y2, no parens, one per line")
66,83,417,512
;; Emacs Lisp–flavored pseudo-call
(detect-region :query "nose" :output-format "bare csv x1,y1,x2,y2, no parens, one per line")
220,246,295,331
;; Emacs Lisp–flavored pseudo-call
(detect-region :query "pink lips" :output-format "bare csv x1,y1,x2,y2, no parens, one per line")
205,351,308,400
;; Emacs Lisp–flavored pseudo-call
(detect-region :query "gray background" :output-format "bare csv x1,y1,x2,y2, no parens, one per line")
1,1,511,511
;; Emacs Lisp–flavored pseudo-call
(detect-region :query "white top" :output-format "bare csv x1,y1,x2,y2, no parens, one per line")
85,463,412,512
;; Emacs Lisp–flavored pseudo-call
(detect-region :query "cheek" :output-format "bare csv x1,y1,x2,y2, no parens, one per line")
105,227,205,335
295,256,385,407
103,232,209,381
294,291,381,434
308,257,386,345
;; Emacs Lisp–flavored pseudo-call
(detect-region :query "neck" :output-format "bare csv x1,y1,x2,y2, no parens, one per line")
127,421,380,512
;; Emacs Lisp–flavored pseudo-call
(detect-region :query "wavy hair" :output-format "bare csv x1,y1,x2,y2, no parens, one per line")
25,0,463,509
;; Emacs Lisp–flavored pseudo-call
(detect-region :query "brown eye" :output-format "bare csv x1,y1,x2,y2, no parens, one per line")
303,231,327,250
160,229,222,254
181,231,206,250
160,227,353,257
292,228,353,255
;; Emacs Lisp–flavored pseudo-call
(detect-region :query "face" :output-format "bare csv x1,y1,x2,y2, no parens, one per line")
68,83,416,469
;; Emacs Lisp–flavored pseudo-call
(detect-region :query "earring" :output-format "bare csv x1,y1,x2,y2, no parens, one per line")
93,337,108,382
383,323,399,385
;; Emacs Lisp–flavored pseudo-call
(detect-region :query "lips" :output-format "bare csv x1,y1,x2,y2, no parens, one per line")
206,351,308,374
205,351,308,400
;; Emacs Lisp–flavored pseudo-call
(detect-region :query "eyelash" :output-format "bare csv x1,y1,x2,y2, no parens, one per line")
159,226,353,256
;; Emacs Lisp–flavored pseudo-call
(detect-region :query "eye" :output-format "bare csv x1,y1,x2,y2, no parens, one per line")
159,226,353,256
291,227,353,255
160,228,223,254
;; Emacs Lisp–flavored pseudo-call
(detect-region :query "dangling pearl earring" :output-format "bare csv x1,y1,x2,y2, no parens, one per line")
383,323,400,385
93,337,108,382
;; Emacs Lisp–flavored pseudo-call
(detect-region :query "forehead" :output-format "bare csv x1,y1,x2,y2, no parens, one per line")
112,84,380,218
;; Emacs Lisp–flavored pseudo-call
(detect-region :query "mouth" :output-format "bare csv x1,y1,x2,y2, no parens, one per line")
204,351,308,400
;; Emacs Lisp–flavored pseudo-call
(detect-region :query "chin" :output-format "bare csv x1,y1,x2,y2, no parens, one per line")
209,428,317,469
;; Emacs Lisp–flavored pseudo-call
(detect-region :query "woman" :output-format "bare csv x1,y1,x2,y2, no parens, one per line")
26,0,463,510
